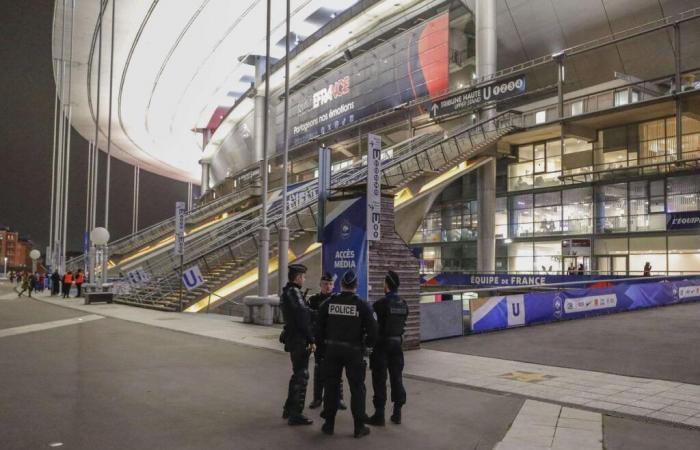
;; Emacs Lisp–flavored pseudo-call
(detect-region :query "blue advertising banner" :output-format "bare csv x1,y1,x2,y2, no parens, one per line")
666,211,700,229
471,278,700,333
322,197,369,299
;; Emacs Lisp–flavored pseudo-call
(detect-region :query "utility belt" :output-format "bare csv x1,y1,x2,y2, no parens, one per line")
325,339,363,351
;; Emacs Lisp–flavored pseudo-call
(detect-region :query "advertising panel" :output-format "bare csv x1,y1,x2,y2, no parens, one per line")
471,278,700,333
174,201,186,256
278,12,449,148
322,197,369,299
666,211,700,229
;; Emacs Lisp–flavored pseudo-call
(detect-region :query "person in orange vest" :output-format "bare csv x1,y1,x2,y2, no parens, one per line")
62,271,73,298
75,269,85,297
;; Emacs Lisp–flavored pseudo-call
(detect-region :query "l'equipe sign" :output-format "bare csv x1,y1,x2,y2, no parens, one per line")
174,202,186,256
666,211,700,229
367,133,382,241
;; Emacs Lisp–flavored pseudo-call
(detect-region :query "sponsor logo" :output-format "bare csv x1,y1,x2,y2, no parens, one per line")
553,295,563,318
340,220,351,239
564,294,617,314
679,285,700,299
313,76,350,109
329,303,358,317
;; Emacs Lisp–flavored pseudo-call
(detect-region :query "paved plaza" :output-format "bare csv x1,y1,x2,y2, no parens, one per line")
1,281,700,449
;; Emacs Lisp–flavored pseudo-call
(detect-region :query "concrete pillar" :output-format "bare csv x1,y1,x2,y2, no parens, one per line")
200,162,210,193
476,0,497,272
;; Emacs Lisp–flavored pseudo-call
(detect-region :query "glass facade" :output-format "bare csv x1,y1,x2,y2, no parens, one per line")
411,114,700,276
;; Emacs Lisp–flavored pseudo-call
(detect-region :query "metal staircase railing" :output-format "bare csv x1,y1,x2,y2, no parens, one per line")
114,111,522,311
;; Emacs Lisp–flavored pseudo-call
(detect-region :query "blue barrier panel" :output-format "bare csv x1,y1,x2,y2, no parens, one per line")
422,272,640,287
471,278,700,333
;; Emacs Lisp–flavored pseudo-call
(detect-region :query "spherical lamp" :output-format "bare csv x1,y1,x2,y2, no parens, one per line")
29,249,41,261
90,227,110,246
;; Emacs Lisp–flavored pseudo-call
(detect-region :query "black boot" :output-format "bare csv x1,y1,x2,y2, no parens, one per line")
366,412,385,426
322,418,335,435
309,399,322,409
338,400,347,410
390,403,402,424
288,415,313,426
354,425,371,438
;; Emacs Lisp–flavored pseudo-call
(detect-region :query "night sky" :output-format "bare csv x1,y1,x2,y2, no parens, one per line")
0,0,193,253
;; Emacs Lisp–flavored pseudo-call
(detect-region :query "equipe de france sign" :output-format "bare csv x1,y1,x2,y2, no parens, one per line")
174,201,186,256
367,133,382,241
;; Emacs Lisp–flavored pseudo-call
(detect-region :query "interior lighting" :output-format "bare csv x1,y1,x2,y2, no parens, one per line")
504,238,513,244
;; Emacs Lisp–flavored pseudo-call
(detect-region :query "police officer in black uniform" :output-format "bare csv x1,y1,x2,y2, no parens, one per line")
316,270,377,438
280,264,314,426
308,272,347,411
366,270,408,426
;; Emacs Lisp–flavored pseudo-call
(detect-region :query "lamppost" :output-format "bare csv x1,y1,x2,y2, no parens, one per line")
3,256,7,279
30,250,41,274
90,227,110,287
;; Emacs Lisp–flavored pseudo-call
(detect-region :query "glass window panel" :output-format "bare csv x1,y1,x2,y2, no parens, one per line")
534,143,546,159
519,145,533,161
630,236,666,253
571,100,584,116
668,235,700,252
513,194,533,209
650,180,664,196
509,242,534,257
547,139,562,156
535,191,561,207
563,187,593,204
594,237,628,254
534,159,546,173
534,206,562,234
629,181,647,199
535,110,546,124
668,253,700,275
563,138,592,154
614,89,629,106
547,155,562,172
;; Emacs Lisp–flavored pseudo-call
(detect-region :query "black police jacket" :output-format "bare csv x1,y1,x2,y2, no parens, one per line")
316,291,378,353
372,291,409,338
307,291,332,332
280,282,313,345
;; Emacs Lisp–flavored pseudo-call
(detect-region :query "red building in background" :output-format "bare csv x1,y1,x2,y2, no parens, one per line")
0,228,33,271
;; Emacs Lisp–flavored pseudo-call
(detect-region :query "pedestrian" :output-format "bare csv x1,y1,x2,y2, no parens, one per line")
280,263,315,426
567,263,575,275
37,273,45,292
9,271,15,283
308,272,347,411
316,269,377,438
17,273,29,297
75,269,85,297
577,263,584,276
62,271,73,298
28,273,37,298
366,270,409,426
51,270,61,296
643,262,652,277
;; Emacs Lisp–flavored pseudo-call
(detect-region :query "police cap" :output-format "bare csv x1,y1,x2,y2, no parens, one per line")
385,270,400,290
341,269,358,287
288,263,307,280
321,272,334,282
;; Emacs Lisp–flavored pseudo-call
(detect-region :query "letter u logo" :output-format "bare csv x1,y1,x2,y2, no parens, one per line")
511,303,520,316
183,272,197,288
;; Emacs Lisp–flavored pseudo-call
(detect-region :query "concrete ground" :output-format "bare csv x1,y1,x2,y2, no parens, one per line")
425,302,700,384
1,281,700,449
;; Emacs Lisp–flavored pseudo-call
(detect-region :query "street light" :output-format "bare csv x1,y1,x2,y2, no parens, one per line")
29,250,41,273
90,227,110,286
3,256,7,279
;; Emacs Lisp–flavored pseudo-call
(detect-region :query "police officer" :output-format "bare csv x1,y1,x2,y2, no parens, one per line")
280,264,314,426
316,270,377,438
366,270,408,426
308,272,347,411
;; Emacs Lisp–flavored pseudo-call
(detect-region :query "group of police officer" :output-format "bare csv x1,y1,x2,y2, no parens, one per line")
279,263,408,438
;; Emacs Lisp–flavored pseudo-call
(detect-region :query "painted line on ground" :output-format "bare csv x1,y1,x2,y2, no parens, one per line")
0,315,104,338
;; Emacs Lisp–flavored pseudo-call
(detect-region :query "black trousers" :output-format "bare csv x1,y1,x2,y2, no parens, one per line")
370,337,406,412
283,341,310,418
313,355,344,403
62,283,71,298
321,343,367,430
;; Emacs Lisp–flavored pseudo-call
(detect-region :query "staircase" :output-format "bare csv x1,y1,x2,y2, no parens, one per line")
114,110,522,312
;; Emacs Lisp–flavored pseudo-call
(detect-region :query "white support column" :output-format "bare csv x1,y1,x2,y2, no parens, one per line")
476,0,497,273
